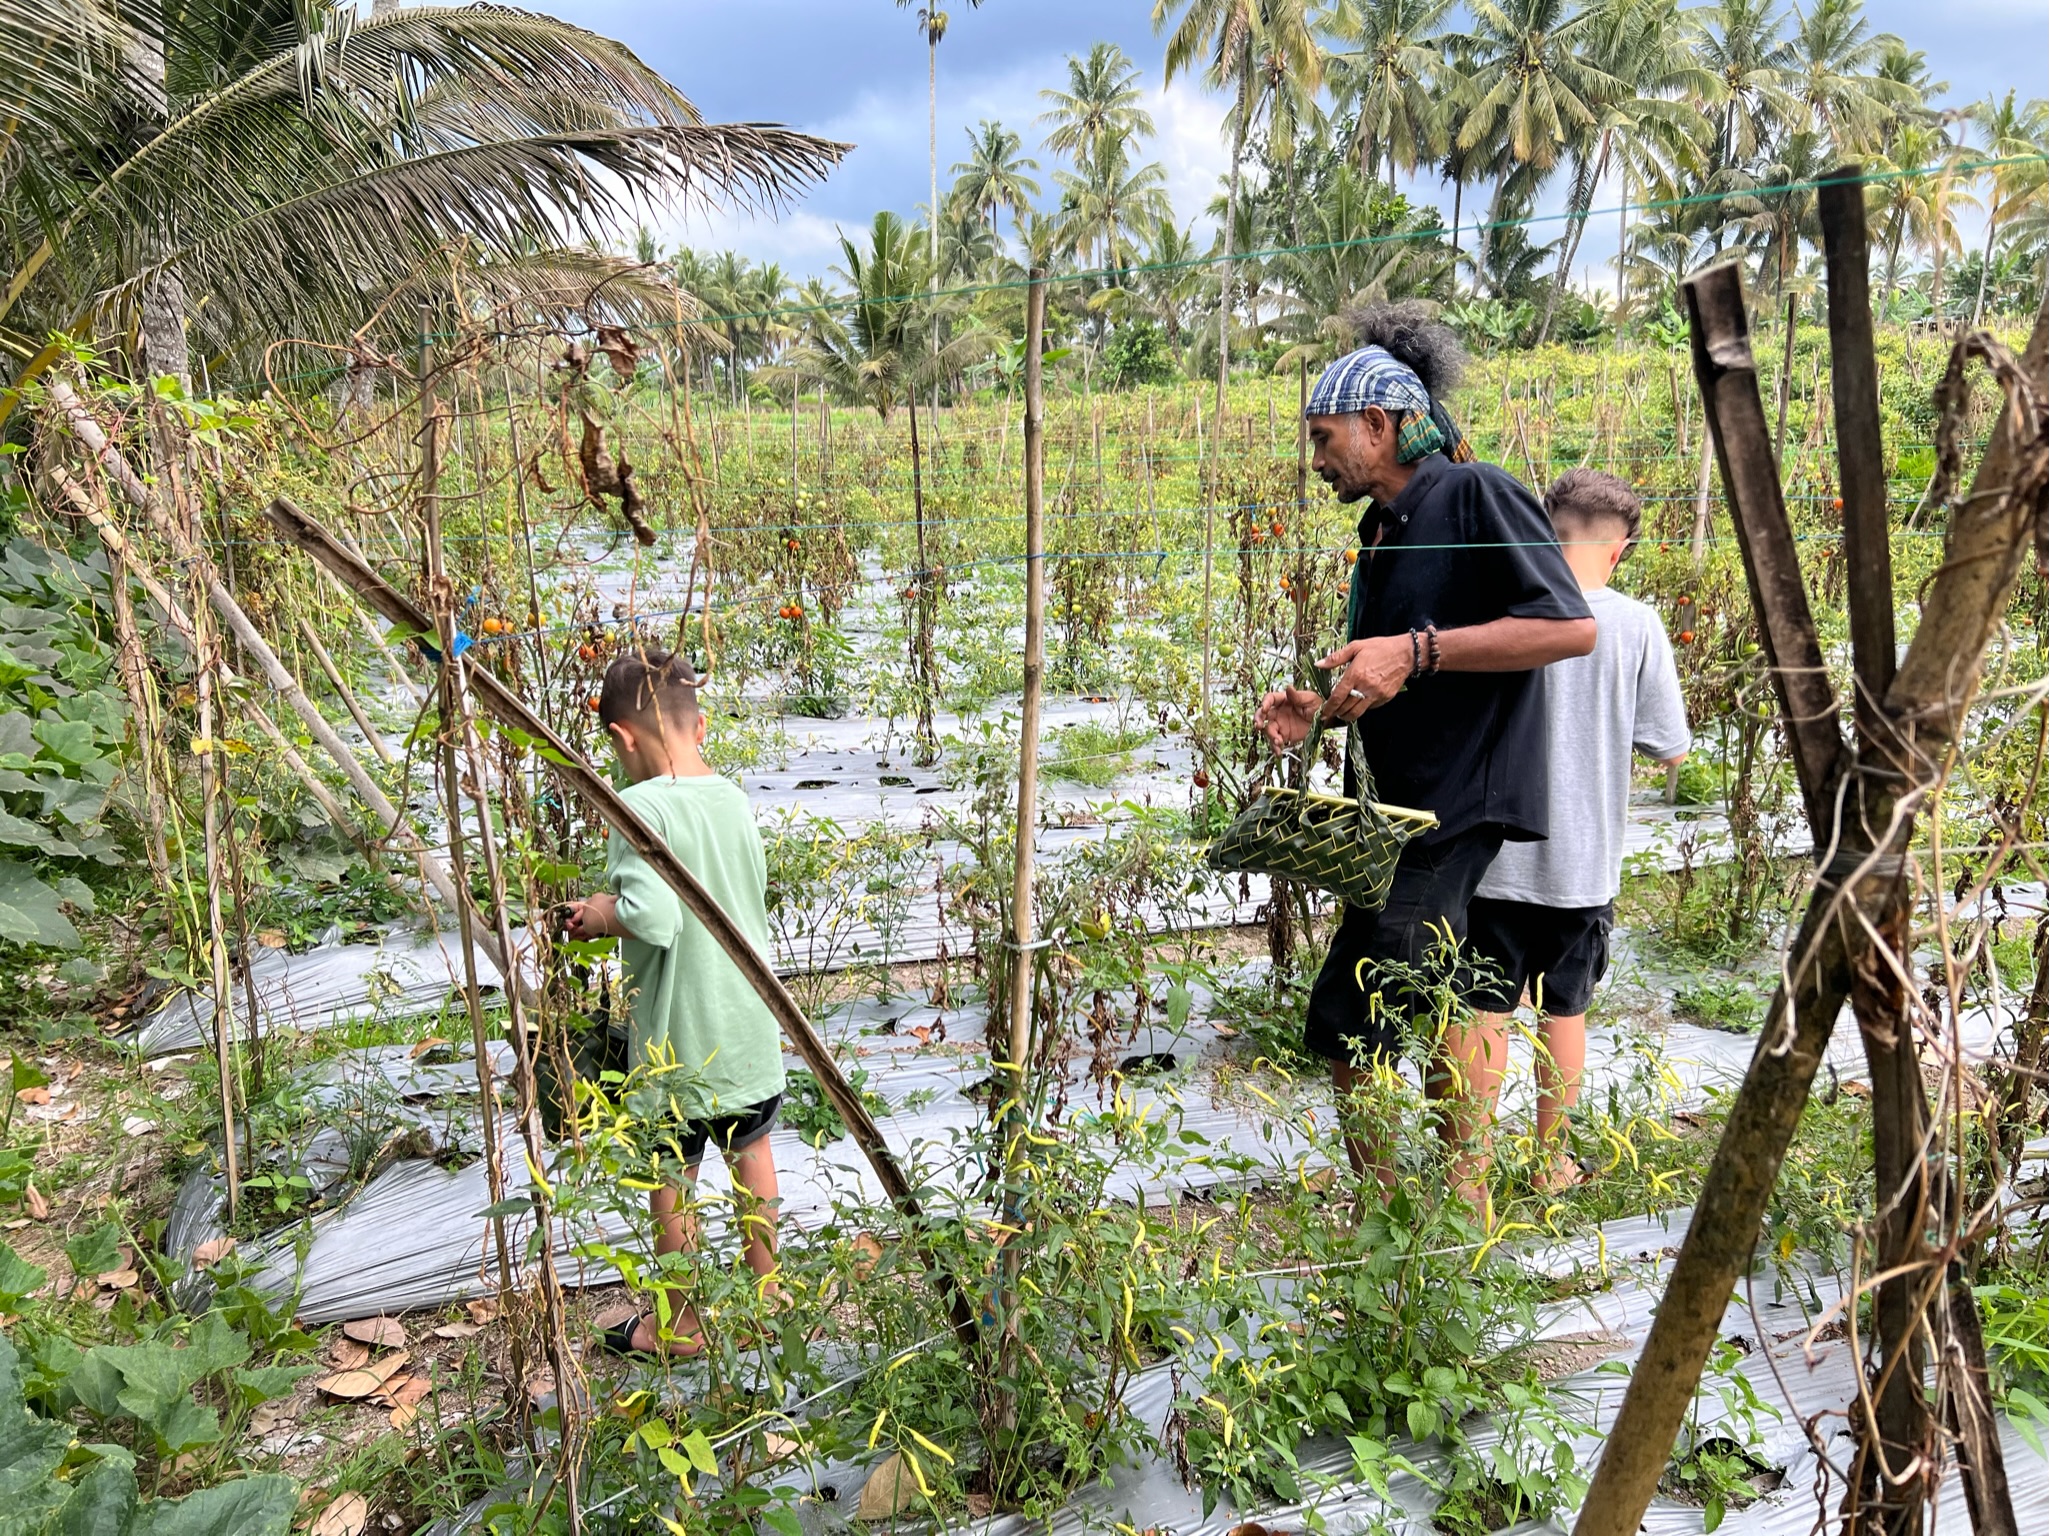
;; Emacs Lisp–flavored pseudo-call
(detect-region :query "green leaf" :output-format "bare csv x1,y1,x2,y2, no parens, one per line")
1703,1492,1727,1533
0,861,79,948
51,1448,141,1535
128,1474,297,1536
30,720,99,769
232,1364,313,1407
8,1055,47,1094
0,808,57,854
681,1426,718,1476
0,1240,46,1309
147,1396,222,1455
762,1508,804,1536
182,1314,253,1378
1165,982,1191,1031
64,1223,122,1279
475,1197,532,1220
1404,1399,1439,1442
0,1335,75,1511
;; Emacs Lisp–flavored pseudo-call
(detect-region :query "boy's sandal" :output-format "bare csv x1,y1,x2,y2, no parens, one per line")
599,1312,658,1358
598,1313,709,1360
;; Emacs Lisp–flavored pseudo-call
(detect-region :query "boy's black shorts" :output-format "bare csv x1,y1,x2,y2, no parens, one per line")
1304,825,1506,1065
1464,898,1613,1016
650,1094,782,1167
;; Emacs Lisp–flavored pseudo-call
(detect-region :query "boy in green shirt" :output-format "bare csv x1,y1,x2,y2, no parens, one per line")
566,648,786,1357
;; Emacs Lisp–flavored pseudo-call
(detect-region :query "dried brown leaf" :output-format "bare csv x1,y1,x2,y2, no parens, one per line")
465,1297,499,1324
308,1490,369,1536
857,1452,917,1520
17,1086,48,1105
407,1038,450,1059
432,1321,483,1339
366,1349,411,1385
388,1375,432,1409
328,1338,370,1371
257,930,288,949
343,1316,405,1350
192,1236,236,1268
23,1183,49,1221
97,1268,139,1290
851,1232,885,1280
316,1370,386,1401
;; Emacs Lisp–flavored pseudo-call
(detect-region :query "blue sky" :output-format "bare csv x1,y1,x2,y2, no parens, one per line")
561,0,2046,289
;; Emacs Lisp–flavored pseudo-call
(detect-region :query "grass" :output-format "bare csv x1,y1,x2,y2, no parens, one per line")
1672,978,1767,1034
1042,719,1155,788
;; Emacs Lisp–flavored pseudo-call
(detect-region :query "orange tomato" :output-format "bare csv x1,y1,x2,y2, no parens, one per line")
586,693,602,711
481,617,503,635
1678,630,1695,644
1342,549,1358,565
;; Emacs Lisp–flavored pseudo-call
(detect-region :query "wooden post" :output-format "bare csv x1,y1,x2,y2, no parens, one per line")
1684,265,1843,832
1006,268,1048,1086
1572,274,2049,1536
263,494,981,1343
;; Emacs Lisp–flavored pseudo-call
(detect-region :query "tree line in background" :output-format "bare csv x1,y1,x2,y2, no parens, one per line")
660,0,2048,412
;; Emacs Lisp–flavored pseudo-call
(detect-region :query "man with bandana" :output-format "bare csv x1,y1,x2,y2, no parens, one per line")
1254,330,1596,1198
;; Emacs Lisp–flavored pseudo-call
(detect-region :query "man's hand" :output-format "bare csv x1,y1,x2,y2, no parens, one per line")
564,892,620,942
1254,687,1323,753
1319,634,1413,723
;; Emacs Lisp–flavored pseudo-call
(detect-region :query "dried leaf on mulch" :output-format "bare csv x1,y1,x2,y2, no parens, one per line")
343,1316,405,1350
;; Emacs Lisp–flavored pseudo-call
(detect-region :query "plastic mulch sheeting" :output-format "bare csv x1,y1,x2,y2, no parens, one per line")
416,1207,2049,1535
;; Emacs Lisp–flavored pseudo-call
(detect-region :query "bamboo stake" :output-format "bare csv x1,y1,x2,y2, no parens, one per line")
193,591,242,1223
64,490,407,908
1005,268,1048,1088
103,542,173,893
44,378,501,974
264,493,980,1342
296,615,393,765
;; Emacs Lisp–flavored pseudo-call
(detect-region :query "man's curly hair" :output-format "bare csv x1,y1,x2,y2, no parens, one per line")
1340,299,1468,399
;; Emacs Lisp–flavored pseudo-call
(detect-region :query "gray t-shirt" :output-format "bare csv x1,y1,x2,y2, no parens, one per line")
1476,586,1690,908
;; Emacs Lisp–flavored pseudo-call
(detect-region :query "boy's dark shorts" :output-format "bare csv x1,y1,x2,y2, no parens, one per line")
1304,825,1505,1065
650,1094,782,1167
1465,897,1613,1016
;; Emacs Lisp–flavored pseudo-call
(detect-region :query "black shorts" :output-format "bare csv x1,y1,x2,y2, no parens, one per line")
1303,825,1506,1064
650,1094,782,1167
1465,898,1613,1016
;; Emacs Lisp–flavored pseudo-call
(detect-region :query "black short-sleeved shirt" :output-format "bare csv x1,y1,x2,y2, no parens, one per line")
1345,453,1590,843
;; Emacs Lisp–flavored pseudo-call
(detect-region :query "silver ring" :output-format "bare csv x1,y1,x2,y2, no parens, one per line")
1347,688,1364,700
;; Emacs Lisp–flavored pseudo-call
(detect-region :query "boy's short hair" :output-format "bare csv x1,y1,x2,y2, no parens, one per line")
598,647,700,733
1545,468,1642,548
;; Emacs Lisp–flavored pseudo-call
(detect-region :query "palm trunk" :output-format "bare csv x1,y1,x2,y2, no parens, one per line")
1450,177,1464,296
1971,212,1998,328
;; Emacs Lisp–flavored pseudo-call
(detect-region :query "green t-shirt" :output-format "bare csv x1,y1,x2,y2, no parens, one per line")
605,774,786,1120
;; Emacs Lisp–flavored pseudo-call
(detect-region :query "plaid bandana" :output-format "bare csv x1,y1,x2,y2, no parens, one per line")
1307,344,1475,465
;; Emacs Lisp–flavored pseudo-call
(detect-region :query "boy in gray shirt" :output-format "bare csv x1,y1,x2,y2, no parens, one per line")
1457,470,1690,1198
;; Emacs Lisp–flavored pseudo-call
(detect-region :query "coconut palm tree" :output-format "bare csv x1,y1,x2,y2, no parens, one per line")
1456,0,1622,178
1535,0,1717,343
1055,126,1173,273
0,0,845,400
897,1,985,373
1320,0,1452,188
1038,43,1157,167
1869,122,1951,317
950,120,1041,244
1130,215,1207,350
1785,0,1916,155
1966,94,2049,325
1153,0,1322,424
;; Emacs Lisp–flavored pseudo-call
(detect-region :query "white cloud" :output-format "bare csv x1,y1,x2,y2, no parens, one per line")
1149,77,1232,237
